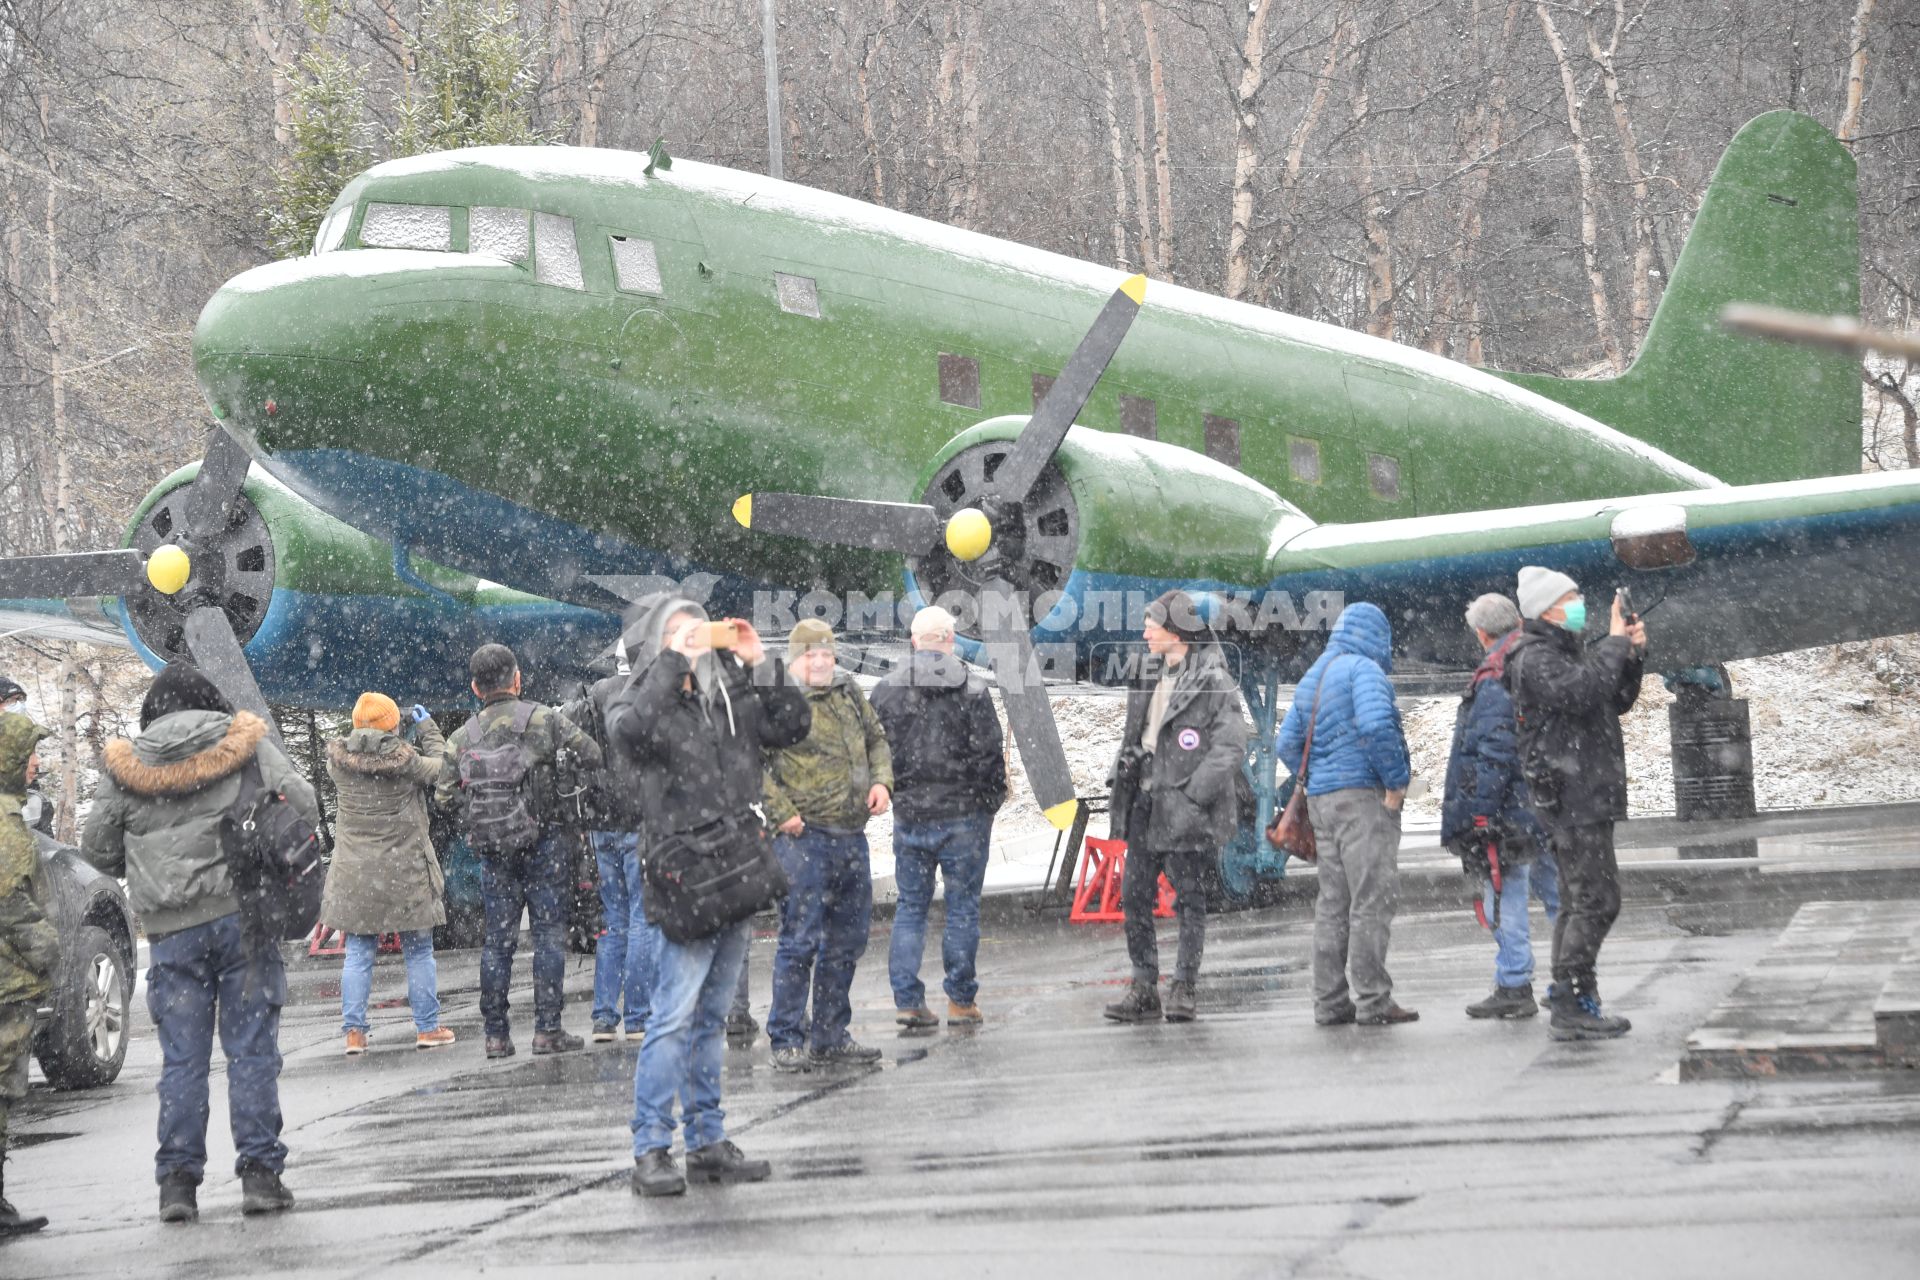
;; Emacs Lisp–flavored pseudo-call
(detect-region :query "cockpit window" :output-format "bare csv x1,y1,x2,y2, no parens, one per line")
360,202,453,251
533,212,584,290
471,206,531,263
312,206,351,255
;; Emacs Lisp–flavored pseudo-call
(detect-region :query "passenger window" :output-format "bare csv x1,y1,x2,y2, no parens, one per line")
1031,373,1056,410
1120,395,1157,440
1204,415,1240,467
313,207,351,255
1368,452,1402,500
471,206,531,262
611,235,663,295
939,354,980,409
533,212,584,290
775,272,820,318
1290,438,1322,485
360,202,452,251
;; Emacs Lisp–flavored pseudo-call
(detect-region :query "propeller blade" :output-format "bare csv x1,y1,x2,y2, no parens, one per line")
182,605,282,747
992,273,1145,502
181,428,253,544
978,579,1079,831
0,549,146,600
733,492,942,555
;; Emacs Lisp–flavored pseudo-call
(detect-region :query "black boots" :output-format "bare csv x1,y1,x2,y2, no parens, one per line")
1163,980,1198,1023
686,1140,772,1185
1466,985,1539,1020
1103,982,1162,1023
157,1171,198,1224
531,1029,585,1055
0,1158,48,1237
632,1148,687,1197
239,1164,295,1215
1547,987,1631,1040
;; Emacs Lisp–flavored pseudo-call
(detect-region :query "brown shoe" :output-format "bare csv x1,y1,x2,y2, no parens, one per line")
416,1028,457,1050
946,1002,984,1026
344,1029,369,1056
1358,1004,1420,1026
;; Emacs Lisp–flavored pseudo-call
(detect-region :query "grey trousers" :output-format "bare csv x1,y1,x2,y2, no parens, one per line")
1306,787,1402,1021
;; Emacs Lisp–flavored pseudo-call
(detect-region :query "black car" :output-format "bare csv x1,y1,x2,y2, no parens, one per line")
24,794,137,1090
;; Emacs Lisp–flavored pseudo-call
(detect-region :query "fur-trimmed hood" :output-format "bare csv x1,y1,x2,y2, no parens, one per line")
101,709,266,798
327,728,421,777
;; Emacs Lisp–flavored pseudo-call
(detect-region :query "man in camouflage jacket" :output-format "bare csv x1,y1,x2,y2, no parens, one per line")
0,712,55,1237
762,620,893,1072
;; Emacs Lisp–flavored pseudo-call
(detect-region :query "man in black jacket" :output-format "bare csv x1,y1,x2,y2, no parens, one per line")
871,606,1008,1029
1502,566,1645,1041
1103,590,1251,1025
607,594,810,1197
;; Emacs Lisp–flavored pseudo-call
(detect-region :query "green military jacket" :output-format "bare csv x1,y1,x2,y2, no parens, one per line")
0,714,58,1006
763,673,894,832
434,694,602,825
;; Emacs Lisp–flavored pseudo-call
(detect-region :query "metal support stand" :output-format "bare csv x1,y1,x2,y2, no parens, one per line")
1668,666,1758,858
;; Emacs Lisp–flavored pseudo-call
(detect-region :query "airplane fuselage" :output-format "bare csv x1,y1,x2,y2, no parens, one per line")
192,147,1716,614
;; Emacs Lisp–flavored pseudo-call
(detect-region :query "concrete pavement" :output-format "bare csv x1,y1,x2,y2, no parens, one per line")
10,866,1920,1278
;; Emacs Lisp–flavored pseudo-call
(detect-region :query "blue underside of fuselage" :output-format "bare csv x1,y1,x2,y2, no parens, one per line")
261,446,1920,692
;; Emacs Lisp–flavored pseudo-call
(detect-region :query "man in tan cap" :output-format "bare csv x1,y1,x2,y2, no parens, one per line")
763,620,893,1072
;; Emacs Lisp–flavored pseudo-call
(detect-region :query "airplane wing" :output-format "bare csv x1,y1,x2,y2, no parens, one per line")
1265,470,1920,672
0,599,135,649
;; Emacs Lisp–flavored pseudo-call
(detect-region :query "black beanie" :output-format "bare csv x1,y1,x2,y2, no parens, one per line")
140,663,234,730
1145,589,1210,642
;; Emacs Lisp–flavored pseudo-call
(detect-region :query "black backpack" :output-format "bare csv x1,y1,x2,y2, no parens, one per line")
455,702,542,855
221,758,325,943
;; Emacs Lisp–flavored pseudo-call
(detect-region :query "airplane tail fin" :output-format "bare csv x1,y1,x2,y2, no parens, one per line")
1496,111,1860,485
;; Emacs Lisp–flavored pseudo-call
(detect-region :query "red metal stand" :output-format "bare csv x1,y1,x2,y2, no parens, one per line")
308,924,404,957
1069,836,1176,923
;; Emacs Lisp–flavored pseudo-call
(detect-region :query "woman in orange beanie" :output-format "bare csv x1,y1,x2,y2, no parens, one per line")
322,692,452,1054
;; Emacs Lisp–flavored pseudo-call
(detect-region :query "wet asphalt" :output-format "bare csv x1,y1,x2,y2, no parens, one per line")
10,860,1920,1278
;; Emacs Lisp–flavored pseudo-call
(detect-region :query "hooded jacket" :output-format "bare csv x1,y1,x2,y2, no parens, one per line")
1440,630,1549,860
1276,603,1411,796
0,713,57,1007
1500,618,1644,826
320,718,448,935
605,594,812,853
82,709,319,938
762,671,894,832
870,648,1007,823
1109,641,1252,851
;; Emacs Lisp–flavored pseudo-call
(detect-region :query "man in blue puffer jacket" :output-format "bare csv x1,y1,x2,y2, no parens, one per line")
1440,594,1559,1021
1277,602,1415,1026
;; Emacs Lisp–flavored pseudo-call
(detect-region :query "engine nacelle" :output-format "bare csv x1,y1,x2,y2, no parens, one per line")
117,466,614,708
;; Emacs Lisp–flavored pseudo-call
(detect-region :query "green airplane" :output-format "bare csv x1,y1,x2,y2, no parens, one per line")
0,110,1910,888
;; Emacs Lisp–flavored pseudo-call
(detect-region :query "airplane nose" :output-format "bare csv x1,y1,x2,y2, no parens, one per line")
192,260,364,451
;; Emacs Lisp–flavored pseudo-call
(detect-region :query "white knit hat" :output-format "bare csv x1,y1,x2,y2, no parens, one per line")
1517,566,1580,620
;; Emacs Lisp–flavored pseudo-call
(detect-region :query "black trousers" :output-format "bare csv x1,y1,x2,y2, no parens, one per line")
1547,821,1622,997
1122,842,1211,987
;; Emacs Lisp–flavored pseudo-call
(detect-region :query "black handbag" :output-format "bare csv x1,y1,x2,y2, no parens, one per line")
644,813,789,944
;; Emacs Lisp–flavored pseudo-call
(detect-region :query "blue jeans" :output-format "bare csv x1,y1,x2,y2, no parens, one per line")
146,913,286,1182
767,828,872,1052
888,812,993,1009
340,929,440,1033
480,830,569,1038
591,831,657,1032
1484,851,1562,989
630,918,751,1155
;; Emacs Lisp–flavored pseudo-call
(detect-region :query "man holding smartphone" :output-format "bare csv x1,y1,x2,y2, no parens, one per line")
1503,567,1646,1041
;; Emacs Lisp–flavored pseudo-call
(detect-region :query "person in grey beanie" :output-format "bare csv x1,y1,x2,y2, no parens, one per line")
1442,594,1558,1020
1501,566,1644,1040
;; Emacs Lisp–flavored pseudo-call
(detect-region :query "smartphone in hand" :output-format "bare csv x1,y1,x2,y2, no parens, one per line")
1615,586,1637,625
702,620,740,650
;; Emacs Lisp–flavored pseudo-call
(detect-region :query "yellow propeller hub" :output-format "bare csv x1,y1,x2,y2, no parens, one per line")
146,544,192,596
944,507,992,562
